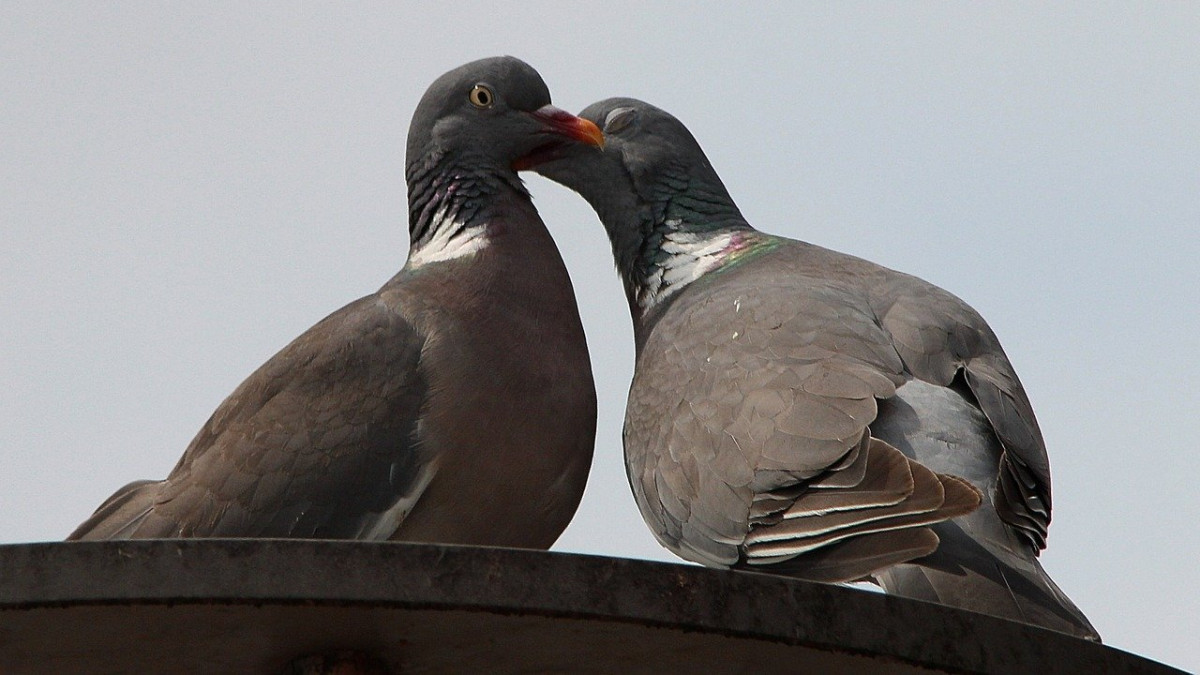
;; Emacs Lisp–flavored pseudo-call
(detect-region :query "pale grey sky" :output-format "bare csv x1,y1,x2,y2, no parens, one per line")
2,3,1197,671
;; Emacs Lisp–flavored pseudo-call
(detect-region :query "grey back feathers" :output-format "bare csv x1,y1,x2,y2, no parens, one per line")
535,98,1097,640
69,57,598,551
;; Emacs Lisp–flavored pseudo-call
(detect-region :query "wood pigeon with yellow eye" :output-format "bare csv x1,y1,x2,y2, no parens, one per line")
534,98,1098,641
68,57,602,548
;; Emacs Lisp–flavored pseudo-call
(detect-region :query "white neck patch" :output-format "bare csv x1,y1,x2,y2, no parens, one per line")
406,203,490,269
636,223,733,310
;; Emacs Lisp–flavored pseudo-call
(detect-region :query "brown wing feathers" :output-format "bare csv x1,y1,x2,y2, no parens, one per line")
742,436,981,579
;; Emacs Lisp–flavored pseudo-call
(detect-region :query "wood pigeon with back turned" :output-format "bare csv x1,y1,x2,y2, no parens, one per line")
68,57,602,548
534,98,1098,640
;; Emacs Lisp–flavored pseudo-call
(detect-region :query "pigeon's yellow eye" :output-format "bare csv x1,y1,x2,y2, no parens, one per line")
469,85,494,108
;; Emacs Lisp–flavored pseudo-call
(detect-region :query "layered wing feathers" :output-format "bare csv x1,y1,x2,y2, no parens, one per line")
69,294,431,541
626,272,981,579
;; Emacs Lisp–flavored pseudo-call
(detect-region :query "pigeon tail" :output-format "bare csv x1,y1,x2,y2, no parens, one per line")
873,521,1101,641
67,479,158,540
870,378,1100,640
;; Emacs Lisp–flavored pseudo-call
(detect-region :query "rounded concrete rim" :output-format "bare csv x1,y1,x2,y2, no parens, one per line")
0,540,1179,674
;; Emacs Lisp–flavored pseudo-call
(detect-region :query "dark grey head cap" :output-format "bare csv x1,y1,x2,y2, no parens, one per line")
579,97,715,174
405,56,602,174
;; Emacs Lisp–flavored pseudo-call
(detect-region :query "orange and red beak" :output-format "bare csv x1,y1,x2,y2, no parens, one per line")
530,105,604,147
513,105,604,170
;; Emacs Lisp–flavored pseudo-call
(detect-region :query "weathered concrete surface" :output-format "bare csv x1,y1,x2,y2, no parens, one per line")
0,541,1182,674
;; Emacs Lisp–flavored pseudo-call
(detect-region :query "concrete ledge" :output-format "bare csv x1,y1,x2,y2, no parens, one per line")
0,540,1180,674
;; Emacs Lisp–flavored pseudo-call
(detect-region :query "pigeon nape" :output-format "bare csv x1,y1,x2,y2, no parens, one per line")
68,57,600,550
533,97,1098,641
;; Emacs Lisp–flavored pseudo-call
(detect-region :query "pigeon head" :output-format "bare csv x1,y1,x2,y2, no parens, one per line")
536,98,744,227
404,57,603,253
535,98,752,317
406,56,603,177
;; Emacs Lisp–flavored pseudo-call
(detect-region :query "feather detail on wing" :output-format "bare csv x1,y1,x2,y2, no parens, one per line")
625,274,980,579
68,293,434,541
741,437,980,580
